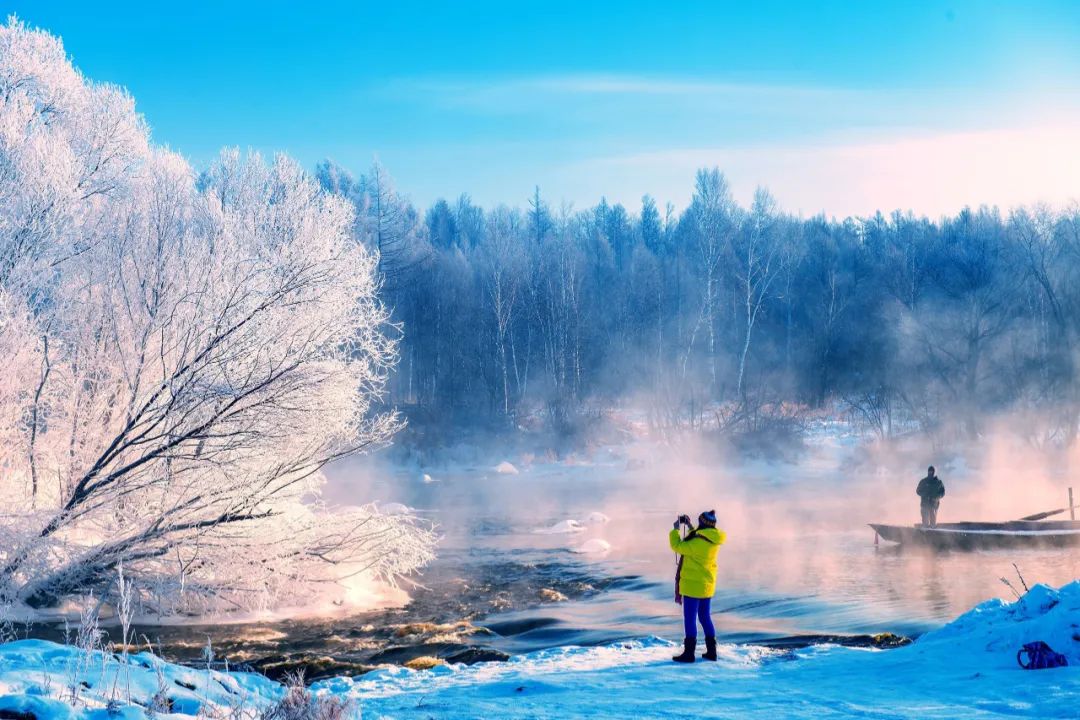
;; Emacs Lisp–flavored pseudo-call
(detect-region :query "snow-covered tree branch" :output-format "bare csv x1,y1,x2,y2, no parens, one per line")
0,18,434,614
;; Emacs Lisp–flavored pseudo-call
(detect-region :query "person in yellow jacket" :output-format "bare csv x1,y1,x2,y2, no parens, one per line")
669,509,725,663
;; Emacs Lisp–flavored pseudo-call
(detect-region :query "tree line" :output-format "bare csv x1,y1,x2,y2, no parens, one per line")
318,161,1080,446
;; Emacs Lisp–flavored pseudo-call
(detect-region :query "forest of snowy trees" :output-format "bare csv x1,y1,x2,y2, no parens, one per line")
317,160,1080,446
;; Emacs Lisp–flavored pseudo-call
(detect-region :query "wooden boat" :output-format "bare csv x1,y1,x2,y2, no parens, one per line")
869,520,1080,550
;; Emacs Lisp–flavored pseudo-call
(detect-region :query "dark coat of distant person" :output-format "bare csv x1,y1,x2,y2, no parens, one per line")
916,473,945,506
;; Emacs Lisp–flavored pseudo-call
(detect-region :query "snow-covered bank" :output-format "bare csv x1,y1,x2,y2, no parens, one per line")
0,641,283,720
1,583,1077,719
329,581,1080,718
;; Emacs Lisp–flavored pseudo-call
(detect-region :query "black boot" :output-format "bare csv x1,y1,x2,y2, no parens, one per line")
701,636,717,661
672,637,696,663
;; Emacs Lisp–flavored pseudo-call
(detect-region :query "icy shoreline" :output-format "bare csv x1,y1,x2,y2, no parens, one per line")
0,583,1077,719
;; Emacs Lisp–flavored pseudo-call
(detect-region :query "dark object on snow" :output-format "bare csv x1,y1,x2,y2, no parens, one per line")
869,520,1080,550
0,711,37,720
759,633,912,650
1017,641,1068,670
673,637,696,663
701,636,718,661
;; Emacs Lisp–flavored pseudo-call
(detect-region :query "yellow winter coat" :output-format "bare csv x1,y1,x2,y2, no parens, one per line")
669,526,725,599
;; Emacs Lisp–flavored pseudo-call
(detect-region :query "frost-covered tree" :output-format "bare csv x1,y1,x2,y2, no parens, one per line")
480,206,525,417
683,169,740,395
0,19,434,614
733,187,782,400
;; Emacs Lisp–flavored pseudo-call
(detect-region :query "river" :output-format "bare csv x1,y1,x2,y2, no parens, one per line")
34,437,1080,680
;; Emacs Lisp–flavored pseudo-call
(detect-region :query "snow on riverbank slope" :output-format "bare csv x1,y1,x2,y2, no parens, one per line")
0,583,1077,719
0,640,283,719
325,581,1080,718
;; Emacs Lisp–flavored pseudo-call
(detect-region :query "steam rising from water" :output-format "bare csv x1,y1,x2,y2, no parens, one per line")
326,416,1080,637
52,421,1078,674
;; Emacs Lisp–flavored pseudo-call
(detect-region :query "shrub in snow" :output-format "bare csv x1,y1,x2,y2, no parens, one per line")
0,19,434,615
259,673,353,720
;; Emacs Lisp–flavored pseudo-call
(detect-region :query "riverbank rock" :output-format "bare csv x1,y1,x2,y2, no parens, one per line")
444,647,511,664
392,621,494,642
404,656,446,670
539,588,569,602
369,642,508,667
253,654,375,682
535,519,584,534
572,538,612,554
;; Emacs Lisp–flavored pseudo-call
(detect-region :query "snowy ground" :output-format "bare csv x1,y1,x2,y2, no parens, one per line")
1,583,1078,719
0,640,283,720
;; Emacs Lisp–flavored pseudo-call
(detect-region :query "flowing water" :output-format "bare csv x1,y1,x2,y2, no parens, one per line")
34,441,1080,679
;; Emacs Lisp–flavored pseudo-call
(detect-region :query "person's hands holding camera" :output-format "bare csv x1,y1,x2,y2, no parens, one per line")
673,514,692,529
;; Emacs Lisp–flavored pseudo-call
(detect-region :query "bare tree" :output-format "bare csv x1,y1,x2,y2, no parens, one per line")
733,188,783,400
479,207,524,417
915,207,1017,436
684,168,740,397
358,160,427,290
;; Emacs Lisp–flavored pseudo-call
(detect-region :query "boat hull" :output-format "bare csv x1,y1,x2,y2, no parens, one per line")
869,521,1080,550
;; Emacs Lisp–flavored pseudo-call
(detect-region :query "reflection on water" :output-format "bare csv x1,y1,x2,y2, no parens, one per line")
35,452,1080,678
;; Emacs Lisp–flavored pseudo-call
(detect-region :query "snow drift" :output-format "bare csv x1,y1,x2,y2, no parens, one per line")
0,583,1077,719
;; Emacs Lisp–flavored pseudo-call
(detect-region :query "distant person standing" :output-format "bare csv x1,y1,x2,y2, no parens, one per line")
916,465,945,527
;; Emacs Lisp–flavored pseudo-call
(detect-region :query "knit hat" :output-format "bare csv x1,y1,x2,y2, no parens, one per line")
699,509,717,526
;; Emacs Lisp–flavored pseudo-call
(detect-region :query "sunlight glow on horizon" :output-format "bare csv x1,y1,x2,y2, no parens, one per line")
551,122,1080,219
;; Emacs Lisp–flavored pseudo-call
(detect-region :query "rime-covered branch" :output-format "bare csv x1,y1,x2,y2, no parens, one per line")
0,19,433,613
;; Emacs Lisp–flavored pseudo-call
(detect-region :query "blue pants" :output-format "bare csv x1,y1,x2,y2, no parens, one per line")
682,596,715,639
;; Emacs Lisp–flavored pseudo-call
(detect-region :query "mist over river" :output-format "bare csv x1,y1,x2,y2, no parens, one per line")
31,431,1080,680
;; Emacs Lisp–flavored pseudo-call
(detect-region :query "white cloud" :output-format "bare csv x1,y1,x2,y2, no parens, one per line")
385,73,858,113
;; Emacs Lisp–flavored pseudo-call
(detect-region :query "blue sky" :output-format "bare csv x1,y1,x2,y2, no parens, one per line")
8,1,1080,217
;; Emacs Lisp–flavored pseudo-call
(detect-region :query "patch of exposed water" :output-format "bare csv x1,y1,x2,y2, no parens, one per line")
30,450,1080,679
